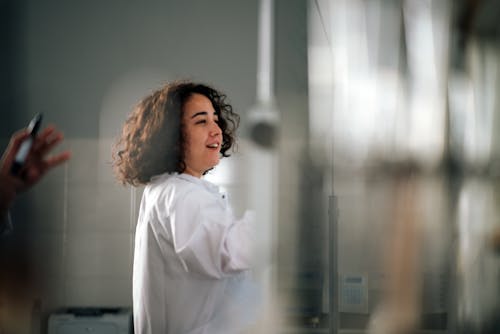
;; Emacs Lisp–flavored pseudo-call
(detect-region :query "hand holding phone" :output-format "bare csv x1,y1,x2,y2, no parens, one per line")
1,117,70,217
10,114,43,175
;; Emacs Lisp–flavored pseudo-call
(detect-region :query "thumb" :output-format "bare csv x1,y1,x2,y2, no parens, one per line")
1,130,30,172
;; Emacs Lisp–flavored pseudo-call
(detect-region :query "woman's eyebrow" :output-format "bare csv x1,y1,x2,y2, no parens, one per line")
191,111,217,119
191,111,208,119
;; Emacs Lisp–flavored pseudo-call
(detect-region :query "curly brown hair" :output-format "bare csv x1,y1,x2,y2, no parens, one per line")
112,81,240,186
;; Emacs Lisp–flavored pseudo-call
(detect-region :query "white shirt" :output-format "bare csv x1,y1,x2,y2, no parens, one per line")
133,173,258,334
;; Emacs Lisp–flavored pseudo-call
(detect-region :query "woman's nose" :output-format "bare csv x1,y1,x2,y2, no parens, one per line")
210,121,222,136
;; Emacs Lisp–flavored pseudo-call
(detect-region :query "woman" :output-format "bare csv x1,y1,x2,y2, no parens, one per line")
113,82,257,334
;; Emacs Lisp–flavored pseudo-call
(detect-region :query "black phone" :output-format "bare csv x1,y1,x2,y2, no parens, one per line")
10,113,43,175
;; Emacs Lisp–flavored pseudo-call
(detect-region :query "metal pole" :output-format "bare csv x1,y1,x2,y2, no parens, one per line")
329,195,339,334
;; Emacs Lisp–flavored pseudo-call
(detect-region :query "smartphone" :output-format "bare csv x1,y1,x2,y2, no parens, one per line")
10,113,43,175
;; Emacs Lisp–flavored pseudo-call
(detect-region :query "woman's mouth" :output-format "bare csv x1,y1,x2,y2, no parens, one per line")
206,143,219,149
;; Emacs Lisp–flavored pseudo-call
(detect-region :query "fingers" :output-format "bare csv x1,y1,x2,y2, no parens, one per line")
35,125,56,143
21,124,71,179
37,132,65,158
32,125,62,156
44,150,72,170
26,125,71,174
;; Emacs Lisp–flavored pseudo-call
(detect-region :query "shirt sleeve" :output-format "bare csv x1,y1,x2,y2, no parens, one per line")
170,190,255,279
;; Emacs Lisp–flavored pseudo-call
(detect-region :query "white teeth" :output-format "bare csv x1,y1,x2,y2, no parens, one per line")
207,143,219,148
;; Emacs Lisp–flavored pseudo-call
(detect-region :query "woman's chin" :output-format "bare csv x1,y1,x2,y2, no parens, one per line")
210,158,220,167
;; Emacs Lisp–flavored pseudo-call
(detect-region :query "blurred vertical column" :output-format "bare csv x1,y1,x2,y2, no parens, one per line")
246,0,279,331
402,0,450,167
308,0,336,331
449,35,500,333
399,2,452,330
309,0,454,332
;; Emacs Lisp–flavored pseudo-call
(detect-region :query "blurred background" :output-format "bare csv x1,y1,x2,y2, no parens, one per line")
1,0,499,333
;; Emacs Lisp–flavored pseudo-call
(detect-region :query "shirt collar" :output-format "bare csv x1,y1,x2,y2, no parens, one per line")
176,173,220,194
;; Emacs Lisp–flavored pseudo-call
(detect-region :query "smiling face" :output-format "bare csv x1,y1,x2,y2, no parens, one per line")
182,93,222,178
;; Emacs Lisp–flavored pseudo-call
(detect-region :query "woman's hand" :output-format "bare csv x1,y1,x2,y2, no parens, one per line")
0,125,71,214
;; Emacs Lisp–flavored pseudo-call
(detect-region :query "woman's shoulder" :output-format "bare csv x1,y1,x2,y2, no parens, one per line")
148,173,212,203
148,173,194,195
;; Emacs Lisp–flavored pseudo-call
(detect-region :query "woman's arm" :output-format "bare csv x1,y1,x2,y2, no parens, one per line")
170,190,255,279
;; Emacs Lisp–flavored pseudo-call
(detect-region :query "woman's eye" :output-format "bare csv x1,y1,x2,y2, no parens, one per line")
195,120,206,124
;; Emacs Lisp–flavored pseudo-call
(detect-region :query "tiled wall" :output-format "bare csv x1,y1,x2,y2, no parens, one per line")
17,138,137,314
